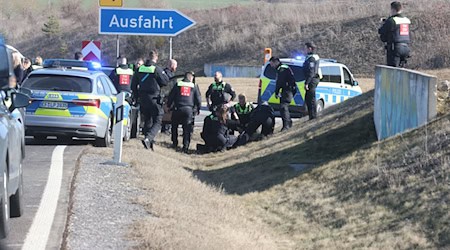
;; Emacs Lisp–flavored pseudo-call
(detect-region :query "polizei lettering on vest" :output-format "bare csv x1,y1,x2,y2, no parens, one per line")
109,14,174,29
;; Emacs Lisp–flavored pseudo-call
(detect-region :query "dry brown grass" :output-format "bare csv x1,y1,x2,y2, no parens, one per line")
78,75,449,249
120,137,292,249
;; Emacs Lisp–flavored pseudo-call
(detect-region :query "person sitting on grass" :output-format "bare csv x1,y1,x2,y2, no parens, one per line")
200,105,238,153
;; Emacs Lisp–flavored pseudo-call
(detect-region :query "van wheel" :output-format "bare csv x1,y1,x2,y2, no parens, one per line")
0,163,10,239
10,161,23,218
95,117,112,147
317,100,324,113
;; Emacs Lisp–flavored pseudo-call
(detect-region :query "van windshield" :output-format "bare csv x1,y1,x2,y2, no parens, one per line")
263,64,305,82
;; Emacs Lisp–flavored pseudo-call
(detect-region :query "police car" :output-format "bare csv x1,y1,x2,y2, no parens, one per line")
258,58,362,116
22,60,132,147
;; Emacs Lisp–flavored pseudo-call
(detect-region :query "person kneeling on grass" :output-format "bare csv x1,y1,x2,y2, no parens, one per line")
199,105,238,153
235,101,275,146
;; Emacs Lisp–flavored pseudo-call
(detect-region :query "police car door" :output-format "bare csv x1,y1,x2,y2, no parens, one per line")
316,65,342,107
341,66,361,101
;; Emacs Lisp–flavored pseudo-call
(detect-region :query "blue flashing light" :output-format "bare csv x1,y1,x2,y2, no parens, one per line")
91,61,102,69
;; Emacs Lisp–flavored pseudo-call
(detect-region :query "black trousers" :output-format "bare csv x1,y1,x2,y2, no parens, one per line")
171,107,193,149
280,102,292,129
246,117,274,137
387,43,410,67
305,87,317,120
140,94,163,141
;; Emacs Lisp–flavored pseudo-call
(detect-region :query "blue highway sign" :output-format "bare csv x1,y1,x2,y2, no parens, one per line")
99,8,196,36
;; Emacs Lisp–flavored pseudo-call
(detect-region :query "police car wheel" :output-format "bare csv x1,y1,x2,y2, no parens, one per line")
95,117,112,147
123,111,132,141
317,100,324,113
130,111,140,139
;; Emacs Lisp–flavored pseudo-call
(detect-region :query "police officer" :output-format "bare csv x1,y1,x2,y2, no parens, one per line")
161,59,178,134
231,93,254,130
167,72,201,153
132,50,169,150
270,57,296,131
205,71,236,112
303,42,321,120
112,56,134,93
235,101,275,147
378,1,411,67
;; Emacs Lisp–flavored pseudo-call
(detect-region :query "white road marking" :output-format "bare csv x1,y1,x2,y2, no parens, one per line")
22,146,66,250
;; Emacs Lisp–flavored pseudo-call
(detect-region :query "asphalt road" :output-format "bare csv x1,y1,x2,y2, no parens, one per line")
0,139,85,250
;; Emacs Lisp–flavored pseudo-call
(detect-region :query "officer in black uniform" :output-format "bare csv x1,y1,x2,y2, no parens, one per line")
303,42,321,120
270,57,296,131
205,71,236,112
167,72,201,153
131,50,169,150
235,101,275,147
161,59,178,134
111,56,134,93
378,1,411,67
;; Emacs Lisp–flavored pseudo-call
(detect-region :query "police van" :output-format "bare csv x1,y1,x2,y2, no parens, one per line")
258,58,362,116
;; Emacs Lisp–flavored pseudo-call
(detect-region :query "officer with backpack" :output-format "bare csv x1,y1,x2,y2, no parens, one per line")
167,72,201,153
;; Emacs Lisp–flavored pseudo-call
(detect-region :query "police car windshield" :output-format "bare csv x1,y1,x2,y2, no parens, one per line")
22,74,93,93
264,64,305,82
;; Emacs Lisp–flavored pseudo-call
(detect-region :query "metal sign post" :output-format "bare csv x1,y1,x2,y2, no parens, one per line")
116,35,120,66
113,92,125,164
169,37,173,60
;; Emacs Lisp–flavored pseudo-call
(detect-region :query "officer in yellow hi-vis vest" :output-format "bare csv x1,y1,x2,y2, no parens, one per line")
132,50,169,150
231,93,254,129
303,42,321,120
205,71,236,112
112,56,134,93
167,72,201,153
378,1,411,67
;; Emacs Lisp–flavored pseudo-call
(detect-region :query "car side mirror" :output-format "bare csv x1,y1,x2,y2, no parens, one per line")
123,91,132,99
9,92,30,113
353,80,359,86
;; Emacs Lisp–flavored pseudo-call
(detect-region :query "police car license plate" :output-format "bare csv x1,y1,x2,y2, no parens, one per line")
40,101,68,110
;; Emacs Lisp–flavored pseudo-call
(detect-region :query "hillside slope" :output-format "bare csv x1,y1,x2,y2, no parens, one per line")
102,85,450,249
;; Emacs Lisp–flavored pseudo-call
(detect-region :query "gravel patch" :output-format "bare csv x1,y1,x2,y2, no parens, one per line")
66,152,147,250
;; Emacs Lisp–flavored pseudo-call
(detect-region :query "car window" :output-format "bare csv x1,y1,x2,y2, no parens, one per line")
263,65,276,80
263,64,305,82
96,79,105,94
101,76,118,95
101,68,115,82
0,46,8,74
22,74,93,92
343,67,352,85
321,66,342,84
99,77,112,96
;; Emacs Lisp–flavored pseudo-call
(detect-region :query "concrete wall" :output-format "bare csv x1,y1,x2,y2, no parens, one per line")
374,65,437,141
204,64,261,78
